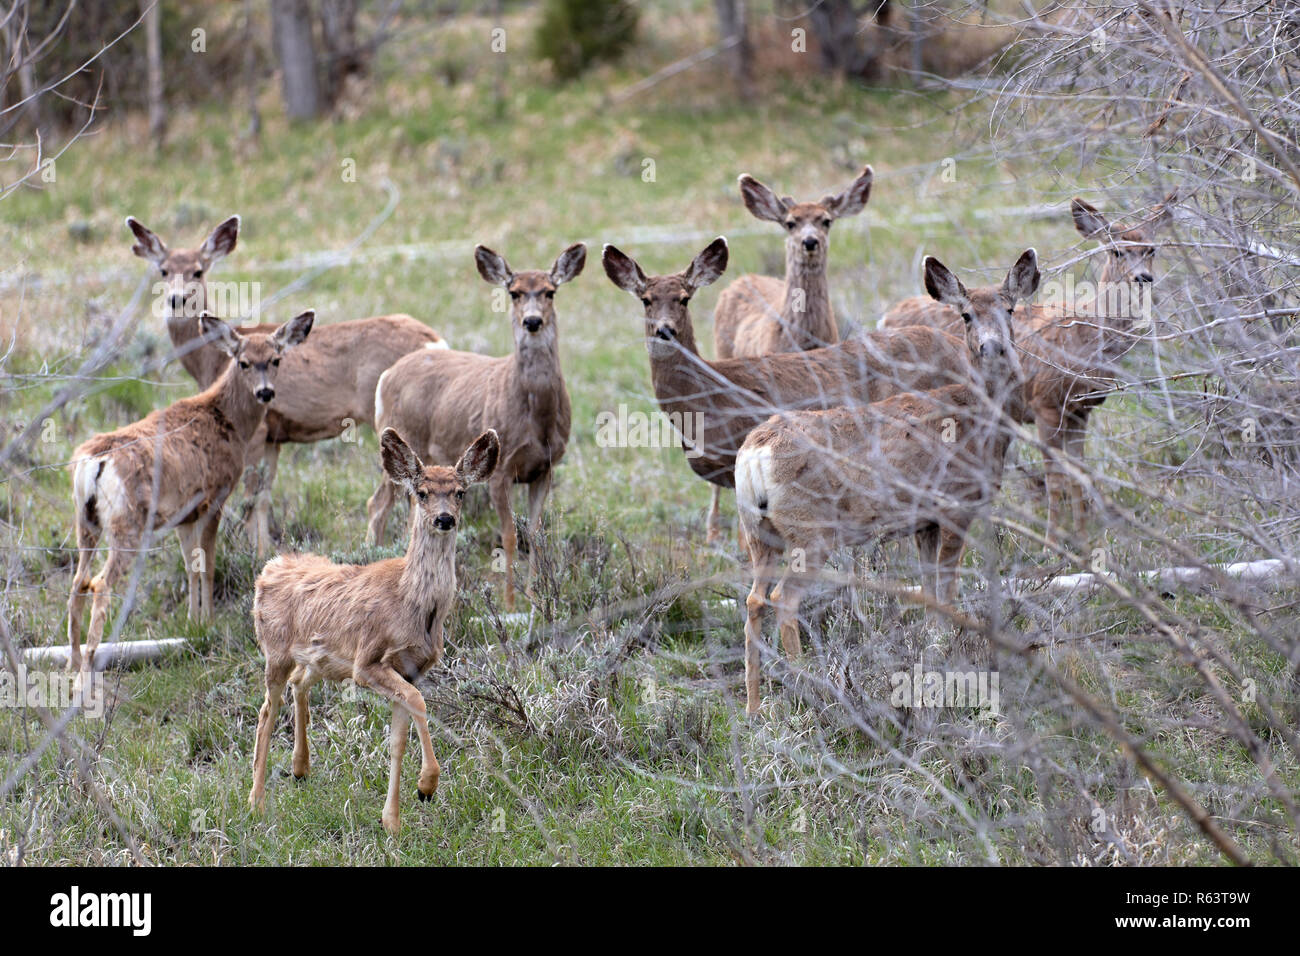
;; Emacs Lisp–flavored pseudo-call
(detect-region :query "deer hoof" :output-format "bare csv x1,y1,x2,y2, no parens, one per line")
416,788,433,802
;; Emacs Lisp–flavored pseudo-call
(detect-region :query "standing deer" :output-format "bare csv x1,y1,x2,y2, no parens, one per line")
249,428,500,835
601,238,971,536
735,251,1039,714
366,244,583,612
125,215,448,556
707,165,874,542
67,311,315,678
878,196,1173,542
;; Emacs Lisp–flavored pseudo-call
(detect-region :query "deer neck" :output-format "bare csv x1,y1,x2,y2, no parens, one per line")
782,250,837,345
646,326,705,413
167,305,227,387
512,333,565,416
400,520,455,617
209,367,269,444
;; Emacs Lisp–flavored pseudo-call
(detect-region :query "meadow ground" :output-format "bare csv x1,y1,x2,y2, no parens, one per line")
1,5,1296,865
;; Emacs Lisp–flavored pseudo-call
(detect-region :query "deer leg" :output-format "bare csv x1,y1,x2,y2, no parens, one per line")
252,442,280,560
177,523,200,620
66,519,100,674
743,532,781,716
365,478,396,547
291,678,312,779
707,485,723,545
770,544,827,661
198,513,221,623
1063,409,1093,534
915,524,940,604
80,528,135,690
524,472,551,601
489,476,517,612
1037,413,1068,549
249,667,289,812
934,525,970,610
355,662,438,834
383,706,411,836
242,422,269,554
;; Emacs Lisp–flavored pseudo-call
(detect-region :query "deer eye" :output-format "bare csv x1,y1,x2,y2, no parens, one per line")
509,290,521,300
416,490,428,502
961,313,973,324
784,221,796,231
820,218,831,228
679,295,690,305
456,489,465,500
271,358,280,367
641,296,651,307
160,268,169,277
239,360,250,369
193,269,203,279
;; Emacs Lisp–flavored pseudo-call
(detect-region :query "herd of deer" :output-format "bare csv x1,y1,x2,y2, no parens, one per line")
60,166,1173,831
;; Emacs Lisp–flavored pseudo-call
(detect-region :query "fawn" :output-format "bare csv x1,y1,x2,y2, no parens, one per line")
735,251,1040,714
67,311,315,677
250,428,500,834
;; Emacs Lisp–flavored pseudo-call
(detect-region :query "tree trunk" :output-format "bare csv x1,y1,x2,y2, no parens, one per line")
271,0,320,120
319,0,363,108
142,0,166,149
807,0,890,81
714,0,754,100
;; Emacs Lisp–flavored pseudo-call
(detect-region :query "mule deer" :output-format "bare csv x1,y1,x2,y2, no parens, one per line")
367,244,583,612
708,166,874,541
735,251,1039,714
878,196,1173,542
249,428,500,835
601,238,971,538
67,311,315,678
126,215,448,556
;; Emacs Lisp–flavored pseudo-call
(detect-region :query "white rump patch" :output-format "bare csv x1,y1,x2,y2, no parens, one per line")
426,338,450,350
734,445,774,517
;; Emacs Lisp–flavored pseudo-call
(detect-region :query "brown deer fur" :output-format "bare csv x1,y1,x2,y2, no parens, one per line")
878,197,1173,542
125,215,448,556
67,311,315,679
249,428,500,835
600,238,972,519
706,165,873,541
735,251,1039,714
367,244,583,612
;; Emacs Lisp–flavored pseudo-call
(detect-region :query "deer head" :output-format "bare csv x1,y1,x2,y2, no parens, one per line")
200,309,314,405
475,243,586,351
1072,195,1175,288
925,249,1039,388
380,428,500,534
602,237,729,356
737,165,873,266
127,215,240,320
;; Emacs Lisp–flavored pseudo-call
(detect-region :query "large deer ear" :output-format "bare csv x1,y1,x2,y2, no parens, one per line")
475,245,513,285
923,256,968,308
455,429,500,486
271,310,315,351
381,428,424,489
1001,248,1040,303
684,237,728,290
550,243,586,285
1071,198,1111,240
1147,192,1176,231
738,175,789,223
126,217,167,265
822,165,873,219
198,312,242,357
199,215,240,265
602,244,648,296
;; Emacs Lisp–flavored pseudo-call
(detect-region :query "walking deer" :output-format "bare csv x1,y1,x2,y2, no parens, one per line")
878,196,1173,543
249,428,500,835
67,311,315,678
735,251,1039,714
601,238,972,537
125,215,448,556
707,165,874,542
367,244,583,612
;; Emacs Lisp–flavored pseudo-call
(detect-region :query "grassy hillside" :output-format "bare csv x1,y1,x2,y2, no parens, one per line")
1,4,1295,865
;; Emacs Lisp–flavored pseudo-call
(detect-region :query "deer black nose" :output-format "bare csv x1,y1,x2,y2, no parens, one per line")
655,326,676,341
434,513,455,531
802,237,819,251
523,316,542,333
979,341,1006,358
168,293,185,309
1135,272,1153,284
255,387,275,403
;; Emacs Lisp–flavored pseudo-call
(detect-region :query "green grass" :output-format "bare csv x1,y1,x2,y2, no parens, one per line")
1,4,1297,866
